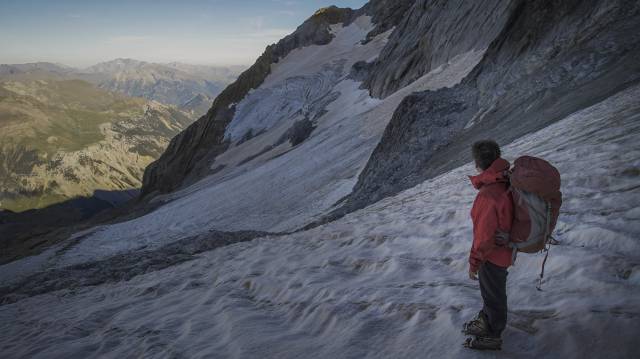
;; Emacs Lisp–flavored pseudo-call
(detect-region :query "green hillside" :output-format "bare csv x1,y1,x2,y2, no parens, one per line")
0,78,193,212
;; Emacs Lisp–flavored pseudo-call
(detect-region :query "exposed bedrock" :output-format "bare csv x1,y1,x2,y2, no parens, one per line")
359,0,415,42
317,0,640,225
363,0,517,98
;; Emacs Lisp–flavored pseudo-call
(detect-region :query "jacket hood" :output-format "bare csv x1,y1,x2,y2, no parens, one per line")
469,157,511,190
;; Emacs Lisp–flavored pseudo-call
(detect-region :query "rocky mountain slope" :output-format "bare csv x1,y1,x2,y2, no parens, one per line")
1,0,639,357
0,77,192,212
83,58,243,110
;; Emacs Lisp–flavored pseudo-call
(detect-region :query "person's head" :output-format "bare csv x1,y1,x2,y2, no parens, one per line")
472,140,501,172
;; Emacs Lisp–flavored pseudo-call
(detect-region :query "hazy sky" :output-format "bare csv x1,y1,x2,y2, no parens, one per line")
0,0,369,68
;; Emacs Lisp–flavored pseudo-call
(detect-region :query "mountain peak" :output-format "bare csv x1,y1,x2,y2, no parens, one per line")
84,58,148,73
308,5,355,25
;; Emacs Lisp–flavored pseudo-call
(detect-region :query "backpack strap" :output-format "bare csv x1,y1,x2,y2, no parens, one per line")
499,231,518,265
536,202,553,291
536,243,551,291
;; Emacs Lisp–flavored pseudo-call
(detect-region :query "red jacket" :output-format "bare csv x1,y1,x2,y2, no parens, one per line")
468,158,514,272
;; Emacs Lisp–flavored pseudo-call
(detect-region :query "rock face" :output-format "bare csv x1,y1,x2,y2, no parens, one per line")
323,0,640,221
358,0,415,42
363,0,516,98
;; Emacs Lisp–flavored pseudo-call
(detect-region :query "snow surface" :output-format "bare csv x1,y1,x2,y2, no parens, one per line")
1,83,638,358
5,17,486,271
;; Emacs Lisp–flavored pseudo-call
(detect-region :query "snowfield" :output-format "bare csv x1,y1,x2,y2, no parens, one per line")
1,81,638,359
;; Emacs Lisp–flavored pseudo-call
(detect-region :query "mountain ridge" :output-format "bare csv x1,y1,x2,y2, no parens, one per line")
0,59,244,115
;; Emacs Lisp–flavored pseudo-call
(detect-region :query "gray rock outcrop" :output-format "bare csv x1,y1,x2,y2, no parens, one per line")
363,0,516,98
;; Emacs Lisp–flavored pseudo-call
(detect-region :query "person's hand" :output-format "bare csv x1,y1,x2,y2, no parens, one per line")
469,269,478,281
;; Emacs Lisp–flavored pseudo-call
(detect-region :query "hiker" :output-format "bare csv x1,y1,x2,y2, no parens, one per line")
463,140,513,350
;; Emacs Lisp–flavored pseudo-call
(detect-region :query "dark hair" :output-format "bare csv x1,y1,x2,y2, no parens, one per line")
472,140,501,170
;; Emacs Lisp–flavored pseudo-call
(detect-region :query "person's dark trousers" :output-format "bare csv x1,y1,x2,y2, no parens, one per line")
478,261,508,338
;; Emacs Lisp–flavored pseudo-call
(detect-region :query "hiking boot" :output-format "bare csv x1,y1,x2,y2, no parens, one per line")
462,312,490,337
463,336,502,350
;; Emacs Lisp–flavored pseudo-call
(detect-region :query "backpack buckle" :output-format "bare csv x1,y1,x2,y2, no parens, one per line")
494,230,510,246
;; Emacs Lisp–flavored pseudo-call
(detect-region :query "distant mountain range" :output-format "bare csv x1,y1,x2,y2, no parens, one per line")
84,58,245,110
0,59,244,212
0,59,245,118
